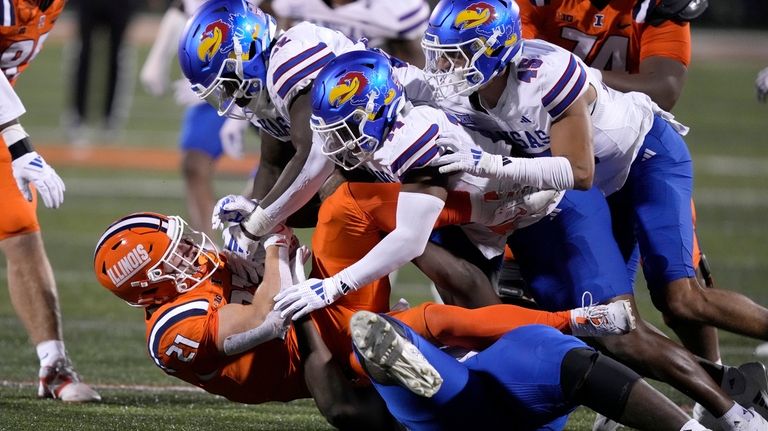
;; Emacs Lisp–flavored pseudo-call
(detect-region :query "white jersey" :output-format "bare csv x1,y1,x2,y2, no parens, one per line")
271,0,430,46
363,103,563,257
263,22,364,136
435,39,657,196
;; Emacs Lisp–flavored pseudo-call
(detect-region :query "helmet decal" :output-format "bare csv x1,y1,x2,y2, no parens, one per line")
179,0,277,119
107,244,151,287
384,88,397,104
197,14,261,63
329,72,369,107
197,20,231,62
310,50,405,171
454,2,496,30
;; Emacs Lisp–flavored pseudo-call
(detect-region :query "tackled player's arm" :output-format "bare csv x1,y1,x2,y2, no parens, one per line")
549,85,597,190
215,242,291,355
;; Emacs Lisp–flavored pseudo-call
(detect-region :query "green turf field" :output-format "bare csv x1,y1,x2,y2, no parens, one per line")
1,27,767,430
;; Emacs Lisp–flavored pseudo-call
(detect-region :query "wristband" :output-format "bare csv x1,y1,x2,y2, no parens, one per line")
8,137,33,160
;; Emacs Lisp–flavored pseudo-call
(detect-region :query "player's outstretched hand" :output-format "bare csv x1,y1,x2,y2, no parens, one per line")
212,195,258,231
437,147,503,177
757,67,768,103
274,277,344,320
11,151,65,208
220,118,249,159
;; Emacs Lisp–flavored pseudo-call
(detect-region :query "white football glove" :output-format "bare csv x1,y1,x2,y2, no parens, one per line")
273,276,348,320
437,147,504,178
220,118,249,159
11,151,65,208
221,222,261,258
757,67,768,103
212,194,258,231
173,79,203,106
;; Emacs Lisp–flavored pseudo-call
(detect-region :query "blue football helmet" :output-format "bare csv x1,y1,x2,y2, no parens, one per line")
310,50,405,170
421,0,524,100
178,0,277,119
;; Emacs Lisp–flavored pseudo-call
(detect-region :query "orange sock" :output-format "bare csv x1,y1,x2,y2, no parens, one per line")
392,302,571,351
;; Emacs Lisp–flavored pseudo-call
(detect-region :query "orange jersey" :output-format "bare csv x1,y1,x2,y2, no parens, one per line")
0,0,66,83
518,0,690,73
1,0,65,238
309,182,473,371
144,263,310,404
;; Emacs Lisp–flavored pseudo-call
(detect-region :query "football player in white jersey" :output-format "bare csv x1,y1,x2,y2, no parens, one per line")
417,0,768,428
179,1,353,239
178,1,505,306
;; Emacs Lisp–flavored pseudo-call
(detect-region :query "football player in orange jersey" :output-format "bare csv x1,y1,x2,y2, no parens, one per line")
94,211,634,429
0,0,99,402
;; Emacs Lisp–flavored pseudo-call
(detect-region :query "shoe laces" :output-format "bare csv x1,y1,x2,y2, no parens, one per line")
42,358,82,386
580,291,603,326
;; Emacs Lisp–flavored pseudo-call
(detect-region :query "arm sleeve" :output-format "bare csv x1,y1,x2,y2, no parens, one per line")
0,72,25,125
336,191,445,290
639,21,691,66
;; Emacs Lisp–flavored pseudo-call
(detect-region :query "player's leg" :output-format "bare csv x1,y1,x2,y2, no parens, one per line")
465,325,707,431
0,152,99,402
71,0,96,132
667,218,721,362
413,235,501,308
103,0,136,131
179,104,227,238
351,311,495,431
630,117,768,339
509,187,749,428
295,316,399,431
392,299,634,352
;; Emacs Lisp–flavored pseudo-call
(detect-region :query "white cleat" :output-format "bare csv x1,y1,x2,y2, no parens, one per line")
38,358,101,403
570,295,636,338
736,363,768,420
736,407,768,431
351,310,443,398
695,362,768,429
